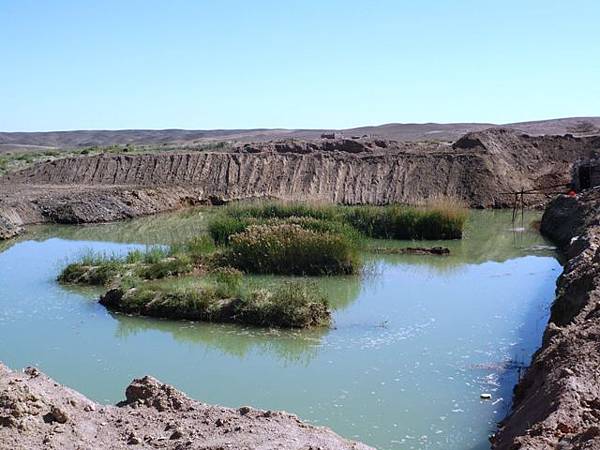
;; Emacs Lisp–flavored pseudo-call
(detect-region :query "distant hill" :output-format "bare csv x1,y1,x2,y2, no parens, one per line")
1,117,599,152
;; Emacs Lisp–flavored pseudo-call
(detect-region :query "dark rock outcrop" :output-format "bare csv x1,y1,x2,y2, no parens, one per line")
492,189,600,449
0,362,373,449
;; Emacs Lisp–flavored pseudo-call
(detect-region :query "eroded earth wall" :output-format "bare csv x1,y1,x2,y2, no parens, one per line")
492,189,600,449
1,128,599,239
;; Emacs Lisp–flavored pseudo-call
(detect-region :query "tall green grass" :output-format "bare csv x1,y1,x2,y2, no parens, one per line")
210,199,468,242
57,241,209,286
223,201,340,221
221,223,359,275
344,200,467,240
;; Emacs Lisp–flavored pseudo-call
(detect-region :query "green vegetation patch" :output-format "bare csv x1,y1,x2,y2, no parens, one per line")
100,276,330,329
221,223,359,275
57,243,208,287
208,214,360,246
223,201,340,222
57,199,468,329
209,200,468,243
344,204,467,240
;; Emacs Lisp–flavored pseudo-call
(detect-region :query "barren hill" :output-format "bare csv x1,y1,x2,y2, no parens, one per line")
1,117,599,152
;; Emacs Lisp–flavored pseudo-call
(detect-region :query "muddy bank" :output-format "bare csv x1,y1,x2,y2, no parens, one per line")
492,189,600,449
1,128,599,240
0,362,373,450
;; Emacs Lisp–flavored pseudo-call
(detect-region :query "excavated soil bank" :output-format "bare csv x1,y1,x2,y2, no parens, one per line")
0,362,373,450
1,128,599,240
492,189,600,449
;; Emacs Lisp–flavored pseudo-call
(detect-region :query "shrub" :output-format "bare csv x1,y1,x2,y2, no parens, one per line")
211,200,467,242
208,214,363,247
222,224,359,275
237,282,330,328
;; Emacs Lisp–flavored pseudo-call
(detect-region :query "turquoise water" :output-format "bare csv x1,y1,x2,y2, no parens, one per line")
0,210,559,449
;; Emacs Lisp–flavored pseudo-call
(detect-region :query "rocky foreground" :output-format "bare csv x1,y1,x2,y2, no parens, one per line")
1,128,599,240
0,363,373,450
491,189,600,449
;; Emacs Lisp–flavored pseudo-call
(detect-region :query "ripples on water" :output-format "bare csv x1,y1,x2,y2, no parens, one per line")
0,210,559,450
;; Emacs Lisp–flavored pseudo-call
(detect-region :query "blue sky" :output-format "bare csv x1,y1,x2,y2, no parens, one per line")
1,0,599,131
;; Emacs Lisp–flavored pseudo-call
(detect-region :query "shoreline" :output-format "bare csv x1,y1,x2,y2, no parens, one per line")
492,189,600,449
0,362,373,449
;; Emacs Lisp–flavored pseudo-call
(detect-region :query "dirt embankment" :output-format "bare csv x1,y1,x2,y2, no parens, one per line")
1,129,599,240
491,189,600,449
0,362,373,450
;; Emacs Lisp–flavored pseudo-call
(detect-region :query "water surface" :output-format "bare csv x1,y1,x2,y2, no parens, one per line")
0,210,559,450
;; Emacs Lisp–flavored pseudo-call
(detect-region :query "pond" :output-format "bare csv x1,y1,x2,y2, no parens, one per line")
0,209,559,450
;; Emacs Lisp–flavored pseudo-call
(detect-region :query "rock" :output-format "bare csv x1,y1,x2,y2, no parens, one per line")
50,406,68,424
169,429,183,440
238,406,251,416
127,433,141,445
125,376,159,403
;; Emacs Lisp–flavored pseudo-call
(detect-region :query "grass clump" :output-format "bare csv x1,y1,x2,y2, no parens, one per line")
208,215,252,245
211,199,468,242
177,236,216,262
208,214,361,246
344,199,468,240
58,251,127,285
224,201,340,221
58,245,197,286
222,223,359,275
58,260,125,285
238,282,330,328
136,255,193,280
100,279,330,328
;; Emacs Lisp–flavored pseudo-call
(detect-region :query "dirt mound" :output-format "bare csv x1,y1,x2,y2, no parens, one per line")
0,362,373,450
234,138,392,154
492,189,600,449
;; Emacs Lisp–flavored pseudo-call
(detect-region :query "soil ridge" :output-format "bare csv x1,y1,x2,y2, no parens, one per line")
492,188,600,449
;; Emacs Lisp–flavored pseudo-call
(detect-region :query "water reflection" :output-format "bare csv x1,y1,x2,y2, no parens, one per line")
26,207,213,245
17,209,555,271
367,210,555,273
112,313,327,366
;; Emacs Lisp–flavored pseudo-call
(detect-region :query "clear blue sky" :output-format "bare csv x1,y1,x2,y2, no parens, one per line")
1,0,599,131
